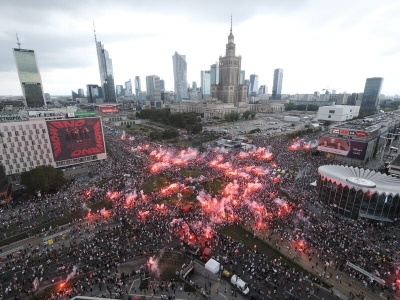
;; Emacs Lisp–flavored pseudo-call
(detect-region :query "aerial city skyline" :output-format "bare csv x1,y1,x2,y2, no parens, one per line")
0,0,399,97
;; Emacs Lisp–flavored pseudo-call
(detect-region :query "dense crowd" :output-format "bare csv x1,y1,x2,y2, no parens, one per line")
0,128,398,300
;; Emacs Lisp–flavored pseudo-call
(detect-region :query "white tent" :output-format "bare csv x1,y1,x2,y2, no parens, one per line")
310,181,317,186
205,258,220,274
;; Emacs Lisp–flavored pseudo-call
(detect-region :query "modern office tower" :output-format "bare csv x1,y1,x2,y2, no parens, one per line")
78,88,85,97
13,48,46,108
258,85,267,95
249,74,259,96
172,51,188,101
240,70,245,85
210,63,219,85
192,81,198,91
72,90,79,100
146,75,161,101
272,68,284,99
134,76,141,96
160,79,165,92
87,84,102,103
360,77,383,112
94,27,116,102
211,17,248,106
244,79,250,96
125,79,132,95
116,85,124,97
201,71,211,98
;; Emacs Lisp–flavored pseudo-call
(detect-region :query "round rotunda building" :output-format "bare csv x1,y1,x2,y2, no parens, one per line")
317,165,400,222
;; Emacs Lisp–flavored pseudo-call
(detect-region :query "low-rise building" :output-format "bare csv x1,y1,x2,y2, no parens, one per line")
317,105,360,122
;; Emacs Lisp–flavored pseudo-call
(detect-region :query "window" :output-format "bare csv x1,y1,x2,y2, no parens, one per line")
329,110,335,113
11,126,15,131
328,115,332,118
2,144,7,149
39,124,43,129
7,132,12,137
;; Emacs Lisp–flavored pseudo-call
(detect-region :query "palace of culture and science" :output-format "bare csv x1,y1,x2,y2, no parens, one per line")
170,19,284,119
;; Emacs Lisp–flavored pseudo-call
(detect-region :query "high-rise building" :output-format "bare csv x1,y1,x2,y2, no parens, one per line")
211,17,248,106
146,75,161,101
78,88,85,97
134,76,141,96
240,70,245,85
360,77,383,112
201,71,211,98
94,29,116,102
258,85,267,95
116,85,124,97
272,68,284,99
249,74,259,96
210,63,219,85
13,48,46,108
87,84,102,103
172,51,188,101
125,79,132,96
160,79,165,92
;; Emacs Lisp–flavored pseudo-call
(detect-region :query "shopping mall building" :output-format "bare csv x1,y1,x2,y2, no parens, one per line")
317,165,400,222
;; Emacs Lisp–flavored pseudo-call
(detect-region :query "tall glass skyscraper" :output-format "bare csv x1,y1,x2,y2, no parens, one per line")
210,63,219,85
135,76,141,96
13,48,45,108
96,41,116,102
172,51,188,101
200,70,211,98
360,77,383,112
272,68,284,99
146,75,161,101
249,74,259,96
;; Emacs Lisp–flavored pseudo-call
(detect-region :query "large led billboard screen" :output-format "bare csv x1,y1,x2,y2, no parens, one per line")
46,117,105,162
317,137,368,160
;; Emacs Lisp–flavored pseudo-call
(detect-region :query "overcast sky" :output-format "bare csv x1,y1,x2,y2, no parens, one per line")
0,0,399,96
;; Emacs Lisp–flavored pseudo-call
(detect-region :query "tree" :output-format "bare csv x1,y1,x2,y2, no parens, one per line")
242,110,252,120
225,112,239,122
20,165,66,195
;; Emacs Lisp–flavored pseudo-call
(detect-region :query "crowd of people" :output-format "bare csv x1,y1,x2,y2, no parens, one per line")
0,126,398,300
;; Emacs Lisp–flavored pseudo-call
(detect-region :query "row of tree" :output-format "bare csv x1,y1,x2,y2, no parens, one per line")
136,109,203,134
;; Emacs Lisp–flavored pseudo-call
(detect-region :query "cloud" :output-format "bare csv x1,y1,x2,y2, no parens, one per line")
0,0,399,95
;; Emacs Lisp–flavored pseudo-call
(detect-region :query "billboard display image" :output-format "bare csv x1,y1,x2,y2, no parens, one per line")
46,118,105,162
317,137,368,160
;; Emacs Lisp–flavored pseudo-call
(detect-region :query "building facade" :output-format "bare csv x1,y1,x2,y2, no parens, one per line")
249,74,259,96
201,71,211,98
146,75,161,101
13,48,46,108
210,63,219,85
360,77,383,112
125,79,133,96
86,84,102,104
134,76,141,96
317,105,360,122
172,52,188,101
211,20,248,106
96,41,116,103
272,68,283,99
0,116,107,178
317,165,400,221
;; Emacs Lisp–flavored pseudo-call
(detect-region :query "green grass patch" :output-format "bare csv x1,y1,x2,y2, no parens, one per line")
201,177,226,194
141,175,171,194
125,124,159,136
164,188,197,205
180,169,203,178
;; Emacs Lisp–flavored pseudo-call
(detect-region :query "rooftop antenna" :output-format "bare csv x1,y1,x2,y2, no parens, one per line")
93,21,97,43
230,14,232,34
16,33,21,49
